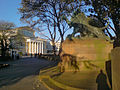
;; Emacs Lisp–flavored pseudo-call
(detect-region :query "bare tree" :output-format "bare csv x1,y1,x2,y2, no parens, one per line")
34,19,60,55
0,20,15,58
19,0,79,54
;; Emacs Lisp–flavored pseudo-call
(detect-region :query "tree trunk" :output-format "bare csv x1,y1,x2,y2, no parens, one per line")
113,38,120,48
52,45,56,55
57,21,64,56
112,17,120,48
58,39,64,56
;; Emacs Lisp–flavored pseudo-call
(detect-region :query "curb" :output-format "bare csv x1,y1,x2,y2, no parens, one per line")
40,78,54,90
39,75,85,90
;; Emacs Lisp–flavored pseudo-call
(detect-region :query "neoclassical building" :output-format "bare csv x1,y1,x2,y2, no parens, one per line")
0,26,48,57
13,26,47,55
0,26,61,58
25,37,47,54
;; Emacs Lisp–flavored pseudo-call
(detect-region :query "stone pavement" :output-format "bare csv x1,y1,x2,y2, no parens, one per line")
0,57,57,90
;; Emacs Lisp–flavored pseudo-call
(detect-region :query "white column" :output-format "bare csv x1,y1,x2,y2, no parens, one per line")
36,42,37,54
25,42,28,53
40,42,41,53
39,42,40,54
33,42,35,54
29,42,31,54
37,42,38,53
31,42,33,54
38,43,39,54
35,42,36,53
38,42,39,53
40,42,42,53
42,41,43,54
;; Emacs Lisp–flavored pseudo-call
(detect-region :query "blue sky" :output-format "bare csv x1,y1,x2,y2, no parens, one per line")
0,0,72,39
0,0,42,37
0,0,115,39
0,0,27,27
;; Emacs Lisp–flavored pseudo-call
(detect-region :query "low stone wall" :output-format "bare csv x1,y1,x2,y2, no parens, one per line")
111,47,120,90
38,54,60,61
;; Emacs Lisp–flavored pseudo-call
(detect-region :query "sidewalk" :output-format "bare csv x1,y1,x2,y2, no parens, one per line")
0,75,48,90
0,57,56,90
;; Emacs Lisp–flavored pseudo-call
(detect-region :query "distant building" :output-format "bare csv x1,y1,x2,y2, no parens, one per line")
49,41,61,53
25,37,47,55
55,41,61,52
46,41,53,53
0,26,48,58
0,26,61,58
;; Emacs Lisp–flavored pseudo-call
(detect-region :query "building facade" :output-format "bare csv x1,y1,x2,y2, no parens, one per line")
13,26,47,55
49,41,61,52
0,26,61,58
0,26,48,58
25,37,47,55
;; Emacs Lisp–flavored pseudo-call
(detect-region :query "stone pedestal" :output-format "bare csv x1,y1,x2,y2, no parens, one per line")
61,38,113,71
111,47,120,90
